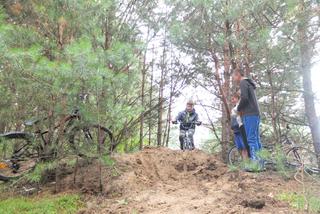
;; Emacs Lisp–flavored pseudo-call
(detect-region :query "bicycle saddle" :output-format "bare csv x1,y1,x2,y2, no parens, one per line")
0,132,32,139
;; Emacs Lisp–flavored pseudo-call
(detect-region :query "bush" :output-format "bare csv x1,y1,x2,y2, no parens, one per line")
277,192,320,213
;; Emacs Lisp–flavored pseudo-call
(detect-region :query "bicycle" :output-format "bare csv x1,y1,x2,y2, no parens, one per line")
172,121,201,151
228,130,320,174
0,108,114,181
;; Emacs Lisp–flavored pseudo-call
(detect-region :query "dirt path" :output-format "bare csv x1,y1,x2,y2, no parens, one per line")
57,147,315,213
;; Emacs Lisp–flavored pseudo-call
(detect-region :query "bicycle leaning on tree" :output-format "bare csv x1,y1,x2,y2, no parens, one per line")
0,108,114,182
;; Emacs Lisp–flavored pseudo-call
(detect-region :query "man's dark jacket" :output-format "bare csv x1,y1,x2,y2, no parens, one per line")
237,78,260,116
176,109,199,130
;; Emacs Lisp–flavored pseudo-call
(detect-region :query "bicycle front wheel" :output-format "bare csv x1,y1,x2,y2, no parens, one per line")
286,146,320,174
68,124,113,157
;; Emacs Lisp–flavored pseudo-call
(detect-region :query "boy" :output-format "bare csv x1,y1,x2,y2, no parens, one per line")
231,93,248,159
233,69,262,160
172,100,201,150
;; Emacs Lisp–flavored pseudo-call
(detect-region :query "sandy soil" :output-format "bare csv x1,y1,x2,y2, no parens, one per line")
52,147,319,213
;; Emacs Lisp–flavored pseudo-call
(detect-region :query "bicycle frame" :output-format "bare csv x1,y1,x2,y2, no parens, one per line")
0,108,115,181
173,121,200,151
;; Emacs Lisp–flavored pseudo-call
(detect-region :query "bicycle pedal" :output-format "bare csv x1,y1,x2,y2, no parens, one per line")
12,163,20,170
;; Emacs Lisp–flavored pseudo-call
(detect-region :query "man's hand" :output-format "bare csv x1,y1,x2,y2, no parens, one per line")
196,121,202,126
172,121,178,124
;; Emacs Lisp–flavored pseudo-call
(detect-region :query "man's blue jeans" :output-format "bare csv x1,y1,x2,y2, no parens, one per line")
242,115,261,160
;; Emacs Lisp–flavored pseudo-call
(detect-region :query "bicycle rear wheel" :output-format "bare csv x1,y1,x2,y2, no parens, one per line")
228,146,242,166
0,133,37,181
286,146,320,174
68,124,113,157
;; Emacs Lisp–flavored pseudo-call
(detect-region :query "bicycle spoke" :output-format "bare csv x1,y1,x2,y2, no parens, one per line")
228,146,242,166
68,125,113,157
286,147,320,174
0,135,38,181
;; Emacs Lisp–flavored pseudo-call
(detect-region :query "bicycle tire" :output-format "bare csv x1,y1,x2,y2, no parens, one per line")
182,136,193,151
68,124,114,156
227,145,242,166
286,146,320,174
0,132,37,181
182,138,187,151
0,159,36,182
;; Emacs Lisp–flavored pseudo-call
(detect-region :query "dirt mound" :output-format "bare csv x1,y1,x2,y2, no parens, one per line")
111,147,227,194
53,147,310,213
58,147,226,196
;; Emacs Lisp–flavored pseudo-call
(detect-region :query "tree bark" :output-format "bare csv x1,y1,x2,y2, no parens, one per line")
148,62,154,146
157,35,167,147
139,53,147,150
267,68,280,142
298,0,320,167
157,65,164,147
165,79,174,147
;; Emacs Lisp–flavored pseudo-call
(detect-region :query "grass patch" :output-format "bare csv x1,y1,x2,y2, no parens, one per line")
0,193,83,214
227,164,239,172
277,192,320,213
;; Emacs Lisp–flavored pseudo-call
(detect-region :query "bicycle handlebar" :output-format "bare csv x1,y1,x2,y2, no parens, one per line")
172,121,202,127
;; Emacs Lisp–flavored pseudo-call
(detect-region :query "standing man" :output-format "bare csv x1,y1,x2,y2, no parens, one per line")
233,70,262,161
172,100,201,150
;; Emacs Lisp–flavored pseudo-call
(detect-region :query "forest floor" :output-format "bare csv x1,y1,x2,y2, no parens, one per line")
2,147,320,213
54,147,319,214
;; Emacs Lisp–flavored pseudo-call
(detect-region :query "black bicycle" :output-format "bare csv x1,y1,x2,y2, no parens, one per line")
172,121,201,151
228,132,320,174
0,109,113,181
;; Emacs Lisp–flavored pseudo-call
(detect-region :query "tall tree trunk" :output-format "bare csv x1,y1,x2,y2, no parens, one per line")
157,34,167,146
298,0,320,167
157,66,164,146
139,71,145,150
162,118,168,147
267,68,280,142
148,62,154,146
139,53,147,150
104,4,115,50
165,80,174,147
220,19,233,161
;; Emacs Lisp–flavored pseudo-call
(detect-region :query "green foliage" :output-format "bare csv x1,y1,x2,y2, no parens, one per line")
227,164,239,172
0,0,158,158
101,155,115,167
242,159,264,172
0,194,83,214
257,146,292,178
274,145,291,178
256,148,272,160
26,161,58,183
277,192,320,213
116,198,129,205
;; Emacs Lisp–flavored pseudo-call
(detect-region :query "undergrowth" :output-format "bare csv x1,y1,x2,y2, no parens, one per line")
277,192,320,213
0,193,83,214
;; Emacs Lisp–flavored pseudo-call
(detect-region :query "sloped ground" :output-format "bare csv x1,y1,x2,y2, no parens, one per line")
56,147,317,213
